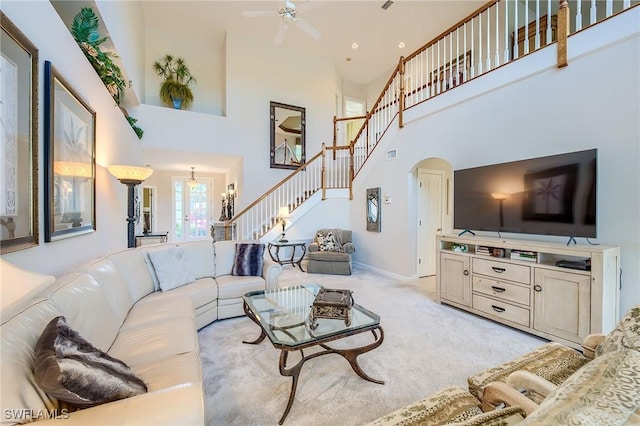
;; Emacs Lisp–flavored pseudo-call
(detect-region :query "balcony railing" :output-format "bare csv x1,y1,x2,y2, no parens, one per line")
228,0,638,240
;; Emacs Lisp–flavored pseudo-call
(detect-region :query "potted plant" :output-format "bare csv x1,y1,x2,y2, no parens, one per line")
153,54,197,110
71,7,143,139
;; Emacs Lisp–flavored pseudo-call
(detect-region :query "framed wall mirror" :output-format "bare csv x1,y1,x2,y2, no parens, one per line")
366,187,381,232
270,101,305,170
1,12,39,254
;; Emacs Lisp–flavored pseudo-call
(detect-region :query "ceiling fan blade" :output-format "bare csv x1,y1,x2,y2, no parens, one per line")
295,18,321,40
296,1,326,15
242,11,278,18
274,22,287,45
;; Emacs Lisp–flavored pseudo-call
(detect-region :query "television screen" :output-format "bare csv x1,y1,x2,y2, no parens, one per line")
453,149,597,238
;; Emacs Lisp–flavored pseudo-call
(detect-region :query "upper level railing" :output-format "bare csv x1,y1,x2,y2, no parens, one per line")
229,0,638,240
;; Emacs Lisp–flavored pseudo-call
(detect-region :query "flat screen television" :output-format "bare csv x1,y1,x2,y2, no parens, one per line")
453,149,597,238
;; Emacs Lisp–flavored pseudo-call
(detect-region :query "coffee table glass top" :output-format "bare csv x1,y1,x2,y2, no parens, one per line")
243,284,379,348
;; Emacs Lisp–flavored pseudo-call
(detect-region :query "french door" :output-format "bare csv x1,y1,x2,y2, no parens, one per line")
172,177,212,241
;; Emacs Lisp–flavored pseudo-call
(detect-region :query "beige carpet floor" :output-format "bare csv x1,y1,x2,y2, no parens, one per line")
198,265,546,426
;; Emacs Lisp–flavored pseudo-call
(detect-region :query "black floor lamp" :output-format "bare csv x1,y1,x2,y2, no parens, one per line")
108,165,154,248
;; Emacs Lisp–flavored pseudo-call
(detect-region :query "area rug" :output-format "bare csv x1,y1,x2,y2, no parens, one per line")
198,265,546,425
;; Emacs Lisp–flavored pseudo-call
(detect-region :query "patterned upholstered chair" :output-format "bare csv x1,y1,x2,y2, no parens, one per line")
471,305,640,410
366,385,530,426
306,229,355,275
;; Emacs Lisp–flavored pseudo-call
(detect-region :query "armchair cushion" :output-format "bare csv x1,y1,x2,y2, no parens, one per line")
595,305,640,357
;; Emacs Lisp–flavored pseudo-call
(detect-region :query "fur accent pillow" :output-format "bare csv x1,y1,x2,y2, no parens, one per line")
232,243,265,276
34,316,147,408
147,247,196,291
317,232,341,252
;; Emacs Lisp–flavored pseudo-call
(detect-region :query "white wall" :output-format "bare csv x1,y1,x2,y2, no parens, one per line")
134,30,337,209
96,0,146,103
351,10,640,314
2,1,146,275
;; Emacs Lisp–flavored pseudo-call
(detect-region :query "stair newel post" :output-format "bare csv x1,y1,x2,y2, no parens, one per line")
333,116,338,160
557,0,569,68
398,56,405,128
321,143,327,200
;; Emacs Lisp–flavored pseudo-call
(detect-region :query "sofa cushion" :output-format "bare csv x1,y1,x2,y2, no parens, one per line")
107,248,158,302
71,257,133,331
121,294,195,331
34,316,147,408
1,299,64,424
216,274,265,300
521,349,640,425
0,258,55,311
366,385,483,426
108,314,198,367
177,240,215,279
232,243,265,276
47,273,123,353
133,351,202,392
595,305,640,357
147,247,196,291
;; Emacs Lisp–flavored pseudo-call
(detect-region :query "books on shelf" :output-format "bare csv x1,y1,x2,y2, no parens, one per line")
510,250,538,262
476,246,491,255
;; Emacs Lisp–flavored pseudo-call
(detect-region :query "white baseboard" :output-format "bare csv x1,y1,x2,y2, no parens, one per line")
352,261,416,282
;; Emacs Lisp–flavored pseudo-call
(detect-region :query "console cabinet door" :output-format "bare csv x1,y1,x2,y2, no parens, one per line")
533,269,591,344
440,253,471,307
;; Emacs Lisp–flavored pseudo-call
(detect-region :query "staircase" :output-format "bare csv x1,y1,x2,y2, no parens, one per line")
228,0,639,241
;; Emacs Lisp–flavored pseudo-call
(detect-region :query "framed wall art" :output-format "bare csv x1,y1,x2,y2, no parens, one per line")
0,12,39,254
44,61,96,241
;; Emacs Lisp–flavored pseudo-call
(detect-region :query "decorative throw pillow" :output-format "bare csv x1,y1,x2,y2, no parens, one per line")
34,316,147,408
232,243,265,276
147,247,196,292
317,232,341,252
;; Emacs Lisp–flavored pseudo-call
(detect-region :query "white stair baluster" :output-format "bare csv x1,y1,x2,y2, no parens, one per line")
514,0,519,59
524,0,529,55
576,0,583,30
504,0,510,62
495,3,500,68
590,0,597,25
606,0,613,17
478,13,483,75
535,0,540,50
547,0,552,44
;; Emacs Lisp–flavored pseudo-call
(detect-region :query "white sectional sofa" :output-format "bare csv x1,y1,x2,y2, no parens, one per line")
1,239,281,425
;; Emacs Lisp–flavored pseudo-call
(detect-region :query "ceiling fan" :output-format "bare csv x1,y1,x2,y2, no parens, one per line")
242,1,323,45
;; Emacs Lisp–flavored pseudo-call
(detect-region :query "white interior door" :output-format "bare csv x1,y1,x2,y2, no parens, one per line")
417,169,444,277
172,177,212,241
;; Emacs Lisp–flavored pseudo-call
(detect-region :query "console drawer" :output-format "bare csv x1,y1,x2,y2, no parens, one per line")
472,276,530,306
473,258,531,284
472,294,530,327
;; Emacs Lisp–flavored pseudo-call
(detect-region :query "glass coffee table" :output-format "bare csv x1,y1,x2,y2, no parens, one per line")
243,284,384,424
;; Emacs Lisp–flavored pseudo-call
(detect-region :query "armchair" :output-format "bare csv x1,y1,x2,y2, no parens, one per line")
307,229,355,275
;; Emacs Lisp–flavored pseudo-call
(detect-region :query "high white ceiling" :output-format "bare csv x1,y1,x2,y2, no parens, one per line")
140,0,486,86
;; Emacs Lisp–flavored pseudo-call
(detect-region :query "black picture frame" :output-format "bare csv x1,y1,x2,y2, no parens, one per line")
0,12,39,254
44,61,96,241
270,101,306,170
522,164,578,223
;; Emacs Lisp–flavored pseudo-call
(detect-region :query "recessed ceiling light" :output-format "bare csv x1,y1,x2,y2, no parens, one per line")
351,42,358,49
398,42,406,49
346,57,352,62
